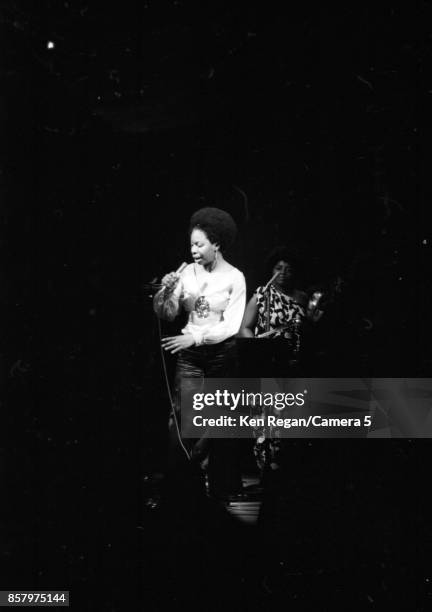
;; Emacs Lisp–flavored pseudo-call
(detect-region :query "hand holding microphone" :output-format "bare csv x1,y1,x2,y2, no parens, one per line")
161,262,187,294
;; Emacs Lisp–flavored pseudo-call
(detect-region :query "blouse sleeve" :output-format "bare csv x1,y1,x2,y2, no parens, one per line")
190,271,246,345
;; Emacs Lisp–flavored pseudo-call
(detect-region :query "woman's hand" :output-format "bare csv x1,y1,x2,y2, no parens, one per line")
161,333,195,354
161,271,181,293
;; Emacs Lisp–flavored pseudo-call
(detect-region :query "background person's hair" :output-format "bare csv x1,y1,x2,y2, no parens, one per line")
189,207,237,253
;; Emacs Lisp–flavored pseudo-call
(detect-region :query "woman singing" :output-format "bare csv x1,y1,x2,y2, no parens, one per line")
153,207,246,500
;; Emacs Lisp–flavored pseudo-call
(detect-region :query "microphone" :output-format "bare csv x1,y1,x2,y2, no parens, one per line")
263,270,281,292
146,262,188,291
161,261,188,290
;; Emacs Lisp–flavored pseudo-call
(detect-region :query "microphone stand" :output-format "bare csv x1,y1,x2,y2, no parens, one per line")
262,271,280,333
259,270,280,473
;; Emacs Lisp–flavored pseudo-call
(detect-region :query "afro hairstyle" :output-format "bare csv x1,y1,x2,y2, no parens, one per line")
189,207,237,252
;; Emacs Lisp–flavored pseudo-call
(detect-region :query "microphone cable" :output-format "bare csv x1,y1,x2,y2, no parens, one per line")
153,271,192,461
156,317,191,461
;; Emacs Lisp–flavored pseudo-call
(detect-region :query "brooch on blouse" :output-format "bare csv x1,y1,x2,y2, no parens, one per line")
194,296,210,318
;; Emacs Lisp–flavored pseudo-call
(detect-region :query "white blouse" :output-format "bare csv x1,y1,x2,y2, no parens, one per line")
154,263,246,346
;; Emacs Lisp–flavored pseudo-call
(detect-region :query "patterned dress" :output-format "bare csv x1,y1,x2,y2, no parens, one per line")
255,284,305,343
253,284,306,472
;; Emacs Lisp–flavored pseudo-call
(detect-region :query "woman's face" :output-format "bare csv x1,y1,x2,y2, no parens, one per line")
190,228,217,267
273,259,294,287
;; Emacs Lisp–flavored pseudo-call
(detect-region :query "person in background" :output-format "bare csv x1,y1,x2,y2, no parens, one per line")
238,246,323,476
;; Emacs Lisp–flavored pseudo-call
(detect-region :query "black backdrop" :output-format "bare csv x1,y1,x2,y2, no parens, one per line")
1,2,431,609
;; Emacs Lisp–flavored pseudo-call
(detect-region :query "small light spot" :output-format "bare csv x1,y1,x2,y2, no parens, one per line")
47,41,55,50
422,239,428,245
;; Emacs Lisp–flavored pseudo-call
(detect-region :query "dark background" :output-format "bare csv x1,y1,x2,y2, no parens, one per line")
1,2,431,609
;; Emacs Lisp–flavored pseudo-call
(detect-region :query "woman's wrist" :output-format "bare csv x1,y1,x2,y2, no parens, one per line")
189,329,204,346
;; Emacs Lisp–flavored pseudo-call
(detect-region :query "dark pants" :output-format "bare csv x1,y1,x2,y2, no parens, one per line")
170,337,242,498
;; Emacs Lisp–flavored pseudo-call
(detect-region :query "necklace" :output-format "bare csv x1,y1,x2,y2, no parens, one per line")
193,265,210,318
194,295,210,318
